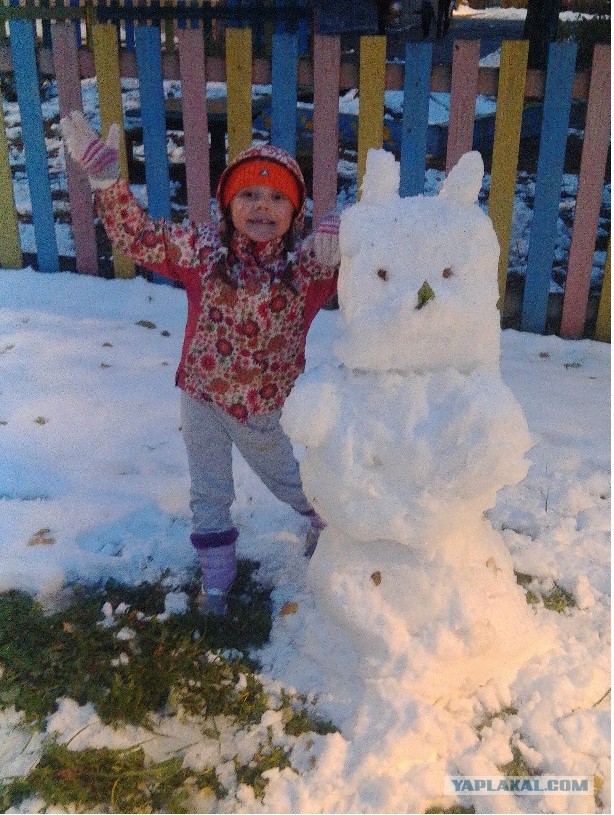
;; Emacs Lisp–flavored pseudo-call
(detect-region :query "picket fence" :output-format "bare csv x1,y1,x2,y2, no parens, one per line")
0,11,609,340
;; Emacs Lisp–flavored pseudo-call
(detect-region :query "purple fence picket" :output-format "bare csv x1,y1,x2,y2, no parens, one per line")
52,23,98,275
177,25,211,223
446,39,480,174
312,33,340,226
560,44,611,338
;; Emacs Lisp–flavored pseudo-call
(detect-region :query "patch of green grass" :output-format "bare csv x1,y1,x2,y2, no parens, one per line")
234,726,294,802
514,572,534,588
168,649,269,725
284,707,338,738
0,742,226,813
0,560,272,728
594,773,604,810
277,692,338,738
542,584,576,614
498,745,537,778
514,573,577,613
0,562,345,812
515,572,540,605
475,706,519,736
425,806,475,814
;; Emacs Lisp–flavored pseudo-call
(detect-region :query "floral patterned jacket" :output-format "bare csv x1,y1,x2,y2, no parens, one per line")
95,179,339,422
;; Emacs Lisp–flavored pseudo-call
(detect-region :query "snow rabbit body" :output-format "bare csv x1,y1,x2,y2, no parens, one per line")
280,150,545,703
282,149,532,552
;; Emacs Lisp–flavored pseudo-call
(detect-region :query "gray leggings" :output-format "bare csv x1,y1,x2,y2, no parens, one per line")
180,390,312,534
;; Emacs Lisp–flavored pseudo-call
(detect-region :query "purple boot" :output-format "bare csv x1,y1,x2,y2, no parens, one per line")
191,529,238,616
304,511,326,559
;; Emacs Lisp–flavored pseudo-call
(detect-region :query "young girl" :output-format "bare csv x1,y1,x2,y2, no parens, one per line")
61,111,340,615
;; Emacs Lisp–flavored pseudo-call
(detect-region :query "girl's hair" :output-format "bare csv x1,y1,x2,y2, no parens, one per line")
213,208,299,294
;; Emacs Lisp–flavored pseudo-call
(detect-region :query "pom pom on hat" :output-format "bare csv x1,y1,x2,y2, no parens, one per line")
220,158,302,212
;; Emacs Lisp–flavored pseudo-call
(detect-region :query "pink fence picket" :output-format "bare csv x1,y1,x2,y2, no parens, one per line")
51,23,98,276
560,44,611,338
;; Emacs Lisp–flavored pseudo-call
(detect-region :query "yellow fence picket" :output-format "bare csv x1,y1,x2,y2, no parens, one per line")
0,96,23,268
357,35,386,194
226,27,253,163
594,240,610,342
92,23,135,278
488,39,529,310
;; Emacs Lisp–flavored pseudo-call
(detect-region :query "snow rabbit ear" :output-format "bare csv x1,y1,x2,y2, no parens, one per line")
439,150,484,206
360,148,400,203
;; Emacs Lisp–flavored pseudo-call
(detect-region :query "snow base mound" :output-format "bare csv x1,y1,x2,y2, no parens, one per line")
305,524,549,706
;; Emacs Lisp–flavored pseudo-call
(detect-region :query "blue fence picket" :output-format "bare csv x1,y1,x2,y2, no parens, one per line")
274,0,288,35
176,0,200,30
274,0,309,52
70,0,82,47
521,40,578,333
40,0,52,47
134,25,172,284
124,0,135,52
9,19,59,272
176,0,187,30
400,41,433,197
226,0,248,28
298,0,309,55
271,32,298,157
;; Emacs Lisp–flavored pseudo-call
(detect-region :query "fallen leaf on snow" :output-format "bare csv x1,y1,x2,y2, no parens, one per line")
280,601,299,616
28,528,55,546
371,571,382,586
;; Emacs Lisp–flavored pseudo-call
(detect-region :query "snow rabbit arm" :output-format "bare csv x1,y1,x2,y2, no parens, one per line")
61,111,120,190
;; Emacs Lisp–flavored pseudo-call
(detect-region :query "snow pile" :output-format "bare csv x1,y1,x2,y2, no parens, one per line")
282,149,552,706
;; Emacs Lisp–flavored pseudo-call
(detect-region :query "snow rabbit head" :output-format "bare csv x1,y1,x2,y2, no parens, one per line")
334,149,501,375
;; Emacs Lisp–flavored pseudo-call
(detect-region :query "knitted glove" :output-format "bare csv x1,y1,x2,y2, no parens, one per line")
303,211,341,267
60,110,120,190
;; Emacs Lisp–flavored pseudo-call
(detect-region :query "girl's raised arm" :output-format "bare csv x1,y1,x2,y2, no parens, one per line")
61,111,209,283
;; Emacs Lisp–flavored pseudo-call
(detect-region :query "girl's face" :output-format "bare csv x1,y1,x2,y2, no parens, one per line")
230,185,294,243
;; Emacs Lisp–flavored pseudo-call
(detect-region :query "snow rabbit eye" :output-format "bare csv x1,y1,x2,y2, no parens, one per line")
377,268,389,281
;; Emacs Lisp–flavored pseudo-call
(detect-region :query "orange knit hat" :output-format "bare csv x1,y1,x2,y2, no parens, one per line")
220,158,302,212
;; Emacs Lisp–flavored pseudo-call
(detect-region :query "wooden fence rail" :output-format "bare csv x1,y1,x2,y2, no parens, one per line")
0,15,609,340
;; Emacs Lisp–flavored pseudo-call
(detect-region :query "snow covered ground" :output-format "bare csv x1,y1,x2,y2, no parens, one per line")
0,267,610,813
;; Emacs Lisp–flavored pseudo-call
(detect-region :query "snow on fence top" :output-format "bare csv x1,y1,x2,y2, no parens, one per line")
0,8,609,340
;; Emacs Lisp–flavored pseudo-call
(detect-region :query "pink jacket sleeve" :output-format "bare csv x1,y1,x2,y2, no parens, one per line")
95,179,216,283
298,210,340,330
